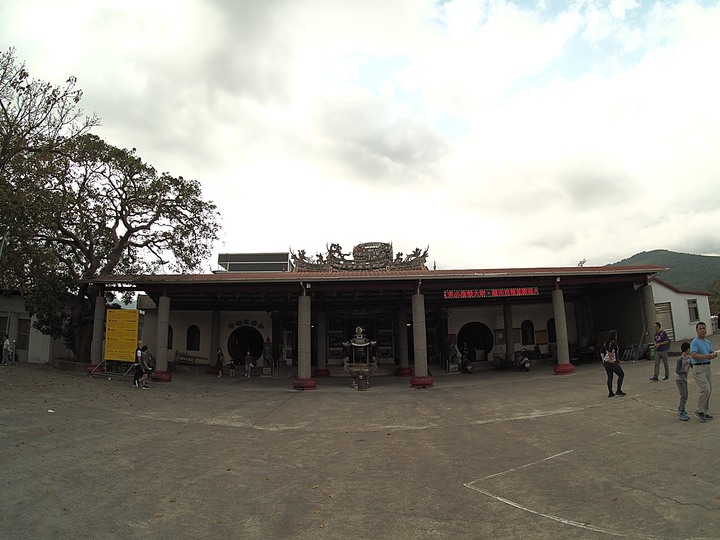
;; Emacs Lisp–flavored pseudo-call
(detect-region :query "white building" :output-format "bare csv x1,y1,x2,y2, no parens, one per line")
650,277,713,342
0,291,72,363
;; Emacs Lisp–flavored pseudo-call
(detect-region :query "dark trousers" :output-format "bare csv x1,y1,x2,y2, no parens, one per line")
603,361,624,392
133,364,142,385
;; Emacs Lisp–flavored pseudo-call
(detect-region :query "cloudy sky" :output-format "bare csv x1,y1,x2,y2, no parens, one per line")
2,0,719,271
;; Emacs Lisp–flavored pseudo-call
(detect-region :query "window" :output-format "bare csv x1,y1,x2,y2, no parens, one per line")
167,325,174,349
186,325,200,351
547,318,556,343
687,299,699,323
17,318,31,350
521,320,535,345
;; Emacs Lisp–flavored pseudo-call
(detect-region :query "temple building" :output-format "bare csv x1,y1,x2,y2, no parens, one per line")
85,242,667,388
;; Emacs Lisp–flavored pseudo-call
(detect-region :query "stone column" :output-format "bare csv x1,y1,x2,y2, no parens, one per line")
397,309,412,376
211,310,220,356
410,293,433,388
641,284,656,339
154,295,172,381
503,304,514,362
314,311,330,377
90,291,106,365
293,294,316,389
552,287,574,374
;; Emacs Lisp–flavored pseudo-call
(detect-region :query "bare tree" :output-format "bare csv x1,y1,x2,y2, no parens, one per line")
0,47,99,176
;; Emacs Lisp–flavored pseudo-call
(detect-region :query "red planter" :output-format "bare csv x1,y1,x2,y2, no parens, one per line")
313,368,331,378
292,377,317,391
151,371,172,382
554,363,576,375
410,375,434,388
396,367,414,377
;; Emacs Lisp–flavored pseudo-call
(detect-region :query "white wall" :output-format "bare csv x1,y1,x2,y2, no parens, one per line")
0,293,71,363
651,282,713,341
141,309,273,364
447,302,575,355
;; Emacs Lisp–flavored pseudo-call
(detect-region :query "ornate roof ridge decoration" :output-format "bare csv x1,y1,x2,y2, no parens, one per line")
290,242,428,272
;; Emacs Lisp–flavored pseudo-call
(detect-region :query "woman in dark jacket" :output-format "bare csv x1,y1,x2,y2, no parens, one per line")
602,335,625,397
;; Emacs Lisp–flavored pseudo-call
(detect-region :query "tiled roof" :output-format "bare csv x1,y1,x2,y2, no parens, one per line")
87,264,667,285
650,276,712,296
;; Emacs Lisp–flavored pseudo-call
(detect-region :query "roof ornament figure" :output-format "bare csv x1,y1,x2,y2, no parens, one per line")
290,242,428,272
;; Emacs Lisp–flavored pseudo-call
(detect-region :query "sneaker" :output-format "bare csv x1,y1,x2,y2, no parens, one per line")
649,377,658,381
695,411,706,422
704,414,713,420
608,392,615,397
663,376,669,381
142,385,149,390
679,412,689,421
615,390,626,396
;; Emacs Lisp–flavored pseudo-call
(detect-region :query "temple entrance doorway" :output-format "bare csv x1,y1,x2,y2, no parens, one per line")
228,326,264,362
456,322,494,362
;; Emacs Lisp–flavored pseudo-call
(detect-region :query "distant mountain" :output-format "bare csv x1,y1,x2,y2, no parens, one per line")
613,249,720,292
613,249,720,314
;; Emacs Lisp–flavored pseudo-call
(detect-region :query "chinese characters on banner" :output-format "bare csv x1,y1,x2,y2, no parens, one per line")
104,309,139,362
443,287,540,300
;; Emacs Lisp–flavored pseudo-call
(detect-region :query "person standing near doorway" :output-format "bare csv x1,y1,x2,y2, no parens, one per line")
650,322,671,381
3,334,9,365
690,321,716,422
216,347,225,379
244,351,254,377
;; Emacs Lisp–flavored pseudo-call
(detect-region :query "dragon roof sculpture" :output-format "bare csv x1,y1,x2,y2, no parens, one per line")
290,242,428,272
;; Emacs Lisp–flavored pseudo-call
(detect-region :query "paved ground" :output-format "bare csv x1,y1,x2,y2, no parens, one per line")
1,340,719,540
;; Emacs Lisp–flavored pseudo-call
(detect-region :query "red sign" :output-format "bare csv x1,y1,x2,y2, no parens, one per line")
443,287,539,300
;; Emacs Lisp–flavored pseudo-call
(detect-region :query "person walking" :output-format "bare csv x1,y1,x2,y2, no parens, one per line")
244,351,254,377
139,345,151,389
2,334,9,365
216,347,225,379
602,334,626,397
133,340,143,388
690,321,716,422
650,322,671,381
675,342,692,421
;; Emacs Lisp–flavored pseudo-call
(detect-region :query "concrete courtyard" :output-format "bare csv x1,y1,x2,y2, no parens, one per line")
1,350,719,539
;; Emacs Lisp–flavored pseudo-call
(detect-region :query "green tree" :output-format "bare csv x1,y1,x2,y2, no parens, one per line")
1,48,220,360
1,47,99,356
709,278,720,316
10,134,220,360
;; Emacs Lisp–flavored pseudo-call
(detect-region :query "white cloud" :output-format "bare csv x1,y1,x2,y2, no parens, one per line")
1,0,719,272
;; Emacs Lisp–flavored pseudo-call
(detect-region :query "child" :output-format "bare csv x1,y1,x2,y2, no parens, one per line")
675,342,692,421
229,356,236,377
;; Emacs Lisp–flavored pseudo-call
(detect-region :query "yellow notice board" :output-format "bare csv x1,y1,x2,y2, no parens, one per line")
104,309,139,362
